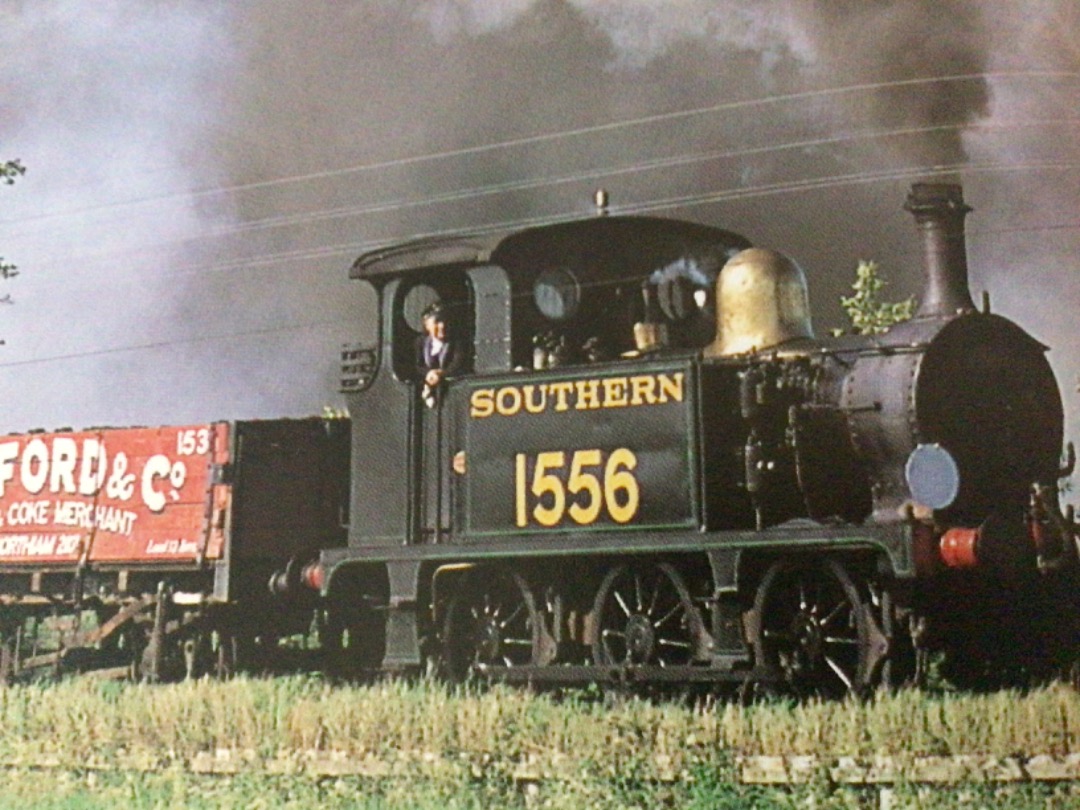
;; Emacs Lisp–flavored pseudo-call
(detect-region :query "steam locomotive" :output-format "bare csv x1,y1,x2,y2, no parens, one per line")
310,181,1077,694
0,183,1074,693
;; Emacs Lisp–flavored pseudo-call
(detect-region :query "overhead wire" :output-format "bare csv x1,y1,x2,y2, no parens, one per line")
2,157,1078,370
19,155,1080,290
10,117,1080,283
4,72,1078,292
1,69,1076,228
2,71,1079,368
0,319,347,369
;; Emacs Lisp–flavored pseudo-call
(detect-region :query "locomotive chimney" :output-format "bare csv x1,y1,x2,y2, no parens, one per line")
904,183,976,318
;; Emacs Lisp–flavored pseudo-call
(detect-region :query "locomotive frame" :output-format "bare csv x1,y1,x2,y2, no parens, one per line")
314,182,1078,696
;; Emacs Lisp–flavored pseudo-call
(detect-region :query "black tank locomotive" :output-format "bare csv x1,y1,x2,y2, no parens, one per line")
312,183,1075,694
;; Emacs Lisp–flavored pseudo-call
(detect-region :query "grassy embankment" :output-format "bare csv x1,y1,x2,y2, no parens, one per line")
0,676,1079,808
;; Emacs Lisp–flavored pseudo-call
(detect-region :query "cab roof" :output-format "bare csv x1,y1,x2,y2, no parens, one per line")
350,215,751,281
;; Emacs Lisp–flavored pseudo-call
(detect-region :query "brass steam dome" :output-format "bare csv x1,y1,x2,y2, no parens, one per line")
707,247,814,356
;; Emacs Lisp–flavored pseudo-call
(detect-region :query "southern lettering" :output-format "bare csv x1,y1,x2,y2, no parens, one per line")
470,372,684,419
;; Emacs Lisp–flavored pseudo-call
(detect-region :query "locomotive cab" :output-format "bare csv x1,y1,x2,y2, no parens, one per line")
343,217,751,549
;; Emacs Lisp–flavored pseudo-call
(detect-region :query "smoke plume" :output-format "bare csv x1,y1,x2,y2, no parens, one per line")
0,1,1076,450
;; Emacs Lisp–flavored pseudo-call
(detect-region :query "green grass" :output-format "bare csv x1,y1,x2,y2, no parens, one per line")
0,767,1077,809
0,677,1078,808
0,676,1077,763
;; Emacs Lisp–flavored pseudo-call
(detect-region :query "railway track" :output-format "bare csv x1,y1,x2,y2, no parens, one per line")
4,749,1080,785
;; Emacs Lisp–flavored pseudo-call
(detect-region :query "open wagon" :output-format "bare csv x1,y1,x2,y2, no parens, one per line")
0,417,349,680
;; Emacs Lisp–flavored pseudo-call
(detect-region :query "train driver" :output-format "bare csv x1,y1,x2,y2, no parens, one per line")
418,302,463,407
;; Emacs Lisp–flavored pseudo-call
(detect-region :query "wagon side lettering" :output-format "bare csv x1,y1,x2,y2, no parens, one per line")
176,428,210,456
104,453,135,500
77,438,107,496
20,439,49,495
6,500,50,526
55,534,81,556
49,437,78,495
0,442,17,498
141,455,173,513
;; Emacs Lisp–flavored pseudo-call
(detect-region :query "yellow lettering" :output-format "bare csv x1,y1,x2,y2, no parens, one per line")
515,453,527,527
522,385,547,414
512,448,641,528
470,389,495,418
472,372,684,419
574,379,602,410
567,449,602,524
605,449,640,524
532,451,566,527
496,386,523,416
549,382,574,412
657,372,684,403
629,375,657,405
601,377,629,408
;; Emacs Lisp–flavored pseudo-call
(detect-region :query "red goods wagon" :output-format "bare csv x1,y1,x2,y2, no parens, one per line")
0,423,230,567
0,417,349,680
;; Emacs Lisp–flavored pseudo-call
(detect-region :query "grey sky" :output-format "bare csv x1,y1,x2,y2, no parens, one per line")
0,1,1077,445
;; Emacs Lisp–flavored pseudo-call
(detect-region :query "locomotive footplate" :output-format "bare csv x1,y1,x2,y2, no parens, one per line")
320,521,917,576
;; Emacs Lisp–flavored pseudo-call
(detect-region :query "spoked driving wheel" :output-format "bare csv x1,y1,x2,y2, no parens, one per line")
442,568,544,680
751,558,872,698
591,562,706,667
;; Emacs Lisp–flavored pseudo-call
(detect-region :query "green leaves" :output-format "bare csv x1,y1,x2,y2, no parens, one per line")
1,159,25,185
839,260,915,335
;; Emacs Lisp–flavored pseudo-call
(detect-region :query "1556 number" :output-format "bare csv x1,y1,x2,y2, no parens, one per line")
514,448,639,528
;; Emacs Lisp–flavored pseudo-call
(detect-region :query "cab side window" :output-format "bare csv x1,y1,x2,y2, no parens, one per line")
392,279,473,383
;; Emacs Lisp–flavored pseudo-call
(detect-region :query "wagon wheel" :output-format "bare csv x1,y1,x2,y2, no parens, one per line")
181,628,216,680
442,568,543,680
590,563,706,668
212,631,240,679
138,623,191,682
750,558,872,698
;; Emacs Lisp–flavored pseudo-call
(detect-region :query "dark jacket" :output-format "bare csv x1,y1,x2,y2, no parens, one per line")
417,334,464,378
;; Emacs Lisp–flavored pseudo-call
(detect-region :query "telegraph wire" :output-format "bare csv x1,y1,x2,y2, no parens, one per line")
1,158,1078,370
8,156,1080,294
84,118,1080,240
1,69,1076,228
9,117,1080,281
0,319,347,369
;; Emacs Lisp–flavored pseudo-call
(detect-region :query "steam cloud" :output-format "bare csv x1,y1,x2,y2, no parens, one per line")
0,1,1077,449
